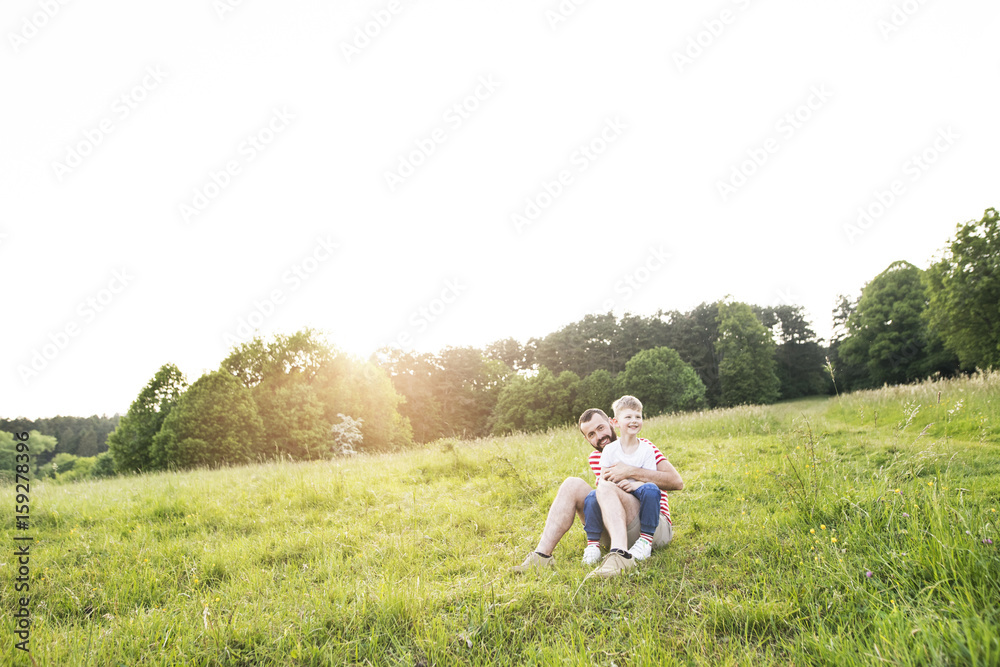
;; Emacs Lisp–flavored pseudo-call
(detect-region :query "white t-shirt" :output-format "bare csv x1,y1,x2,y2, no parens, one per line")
599,439,657,476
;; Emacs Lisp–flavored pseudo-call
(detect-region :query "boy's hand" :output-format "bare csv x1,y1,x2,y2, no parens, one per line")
616,479,640,493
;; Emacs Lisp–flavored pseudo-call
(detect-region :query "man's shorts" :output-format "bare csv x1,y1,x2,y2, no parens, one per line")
599,513,672,550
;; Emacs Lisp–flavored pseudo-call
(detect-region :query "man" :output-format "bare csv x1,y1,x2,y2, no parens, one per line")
513,408,684,578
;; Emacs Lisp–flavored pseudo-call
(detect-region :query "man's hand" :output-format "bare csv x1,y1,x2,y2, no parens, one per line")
601,462,637,484
603,460,684,491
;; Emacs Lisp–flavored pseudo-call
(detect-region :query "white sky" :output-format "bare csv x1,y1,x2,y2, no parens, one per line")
2,0,998,420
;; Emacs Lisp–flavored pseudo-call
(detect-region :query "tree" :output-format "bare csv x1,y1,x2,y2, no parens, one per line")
715,301,781,407
75,426,99,458
757,305,828,399
374,348,444,444
839,261,957,387
150,370,265,470
91,452,117,478
924,207,1000,371
223,330,334,459
484,337,529,372
433,347,511,438
315,355,413,451
827,294,868,392
330,414,363,455
573,369,618,418
0,415,120,464
0,430,57,481
532,313,619,376
615,347,707,416
224,331,412,455
489,368,579,434
107,364,187,473
658,303,723,406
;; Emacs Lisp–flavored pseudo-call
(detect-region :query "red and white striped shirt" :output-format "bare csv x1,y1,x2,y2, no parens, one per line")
589,438,672,525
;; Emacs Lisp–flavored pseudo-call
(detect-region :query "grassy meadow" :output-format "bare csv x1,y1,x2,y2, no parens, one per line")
2,372,999,666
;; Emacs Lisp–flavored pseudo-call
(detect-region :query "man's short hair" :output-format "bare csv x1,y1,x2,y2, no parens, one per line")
612,395,642,416
578,408,610,430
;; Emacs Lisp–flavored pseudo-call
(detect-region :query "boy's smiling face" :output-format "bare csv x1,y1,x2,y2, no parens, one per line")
611,408,643,438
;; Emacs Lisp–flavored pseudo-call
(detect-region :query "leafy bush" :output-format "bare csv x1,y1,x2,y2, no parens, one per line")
616,346,707,416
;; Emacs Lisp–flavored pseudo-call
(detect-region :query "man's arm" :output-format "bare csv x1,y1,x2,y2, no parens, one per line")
602,459,684,491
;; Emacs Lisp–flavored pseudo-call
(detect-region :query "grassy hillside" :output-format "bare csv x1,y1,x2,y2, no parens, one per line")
2,372,999,665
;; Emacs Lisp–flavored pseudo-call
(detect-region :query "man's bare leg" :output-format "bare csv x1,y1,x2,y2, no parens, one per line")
534,477,593,555
596,482,640,552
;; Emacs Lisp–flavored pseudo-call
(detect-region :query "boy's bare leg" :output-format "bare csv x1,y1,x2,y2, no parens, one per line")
534,477,593,555
596,482,640,552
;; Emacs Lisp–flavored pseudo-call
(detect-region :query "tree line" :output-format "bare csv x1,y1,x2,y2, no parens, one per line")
2,207,996,480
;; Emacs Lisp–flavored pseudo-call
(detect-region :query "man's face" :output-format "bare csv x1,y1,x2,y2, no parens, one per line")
580,414,616,451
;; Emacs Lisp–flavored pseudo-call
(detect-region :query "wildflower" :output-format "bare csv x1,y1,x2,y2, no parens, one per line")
928,482,934,486
984,539,994,545
966,531,972,536
810,529,815,534
831,538,837,543
901,513,910,518
821,525,827,530
865,571,873,578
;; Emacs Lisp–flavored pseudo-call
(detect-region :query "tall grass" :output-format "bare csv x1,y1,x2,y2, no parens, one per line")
2,374,998,665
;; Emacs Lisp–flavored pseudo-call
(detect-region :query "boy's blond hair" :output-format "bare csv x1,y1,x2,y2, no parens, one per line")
612,395,643,416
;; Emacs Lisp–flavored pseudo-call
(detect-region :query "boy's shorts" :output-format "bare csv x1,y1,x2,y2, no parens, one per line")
599,513,672,550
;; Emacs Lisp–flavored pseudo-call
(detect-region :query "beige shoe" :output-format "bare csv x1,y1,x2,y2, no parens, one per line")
513,551,554,573
590,551,635,578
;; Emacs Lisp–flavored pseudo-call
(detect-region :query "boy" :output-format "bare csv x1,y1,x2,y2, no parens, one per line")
583,395,662,563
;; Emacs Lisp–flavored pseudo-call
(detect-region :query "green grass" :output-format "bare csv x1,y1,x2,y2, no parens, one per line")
2,372,999,665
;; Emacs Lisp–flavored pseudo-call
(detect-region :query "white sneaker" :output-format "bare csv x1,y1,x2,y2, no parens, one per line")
582,544,601,565
628,539,652,561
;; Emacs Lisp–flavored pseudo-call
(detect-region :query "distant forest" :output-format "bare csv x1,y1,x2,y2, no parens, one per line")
3,207,997,481
0,415,119,467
